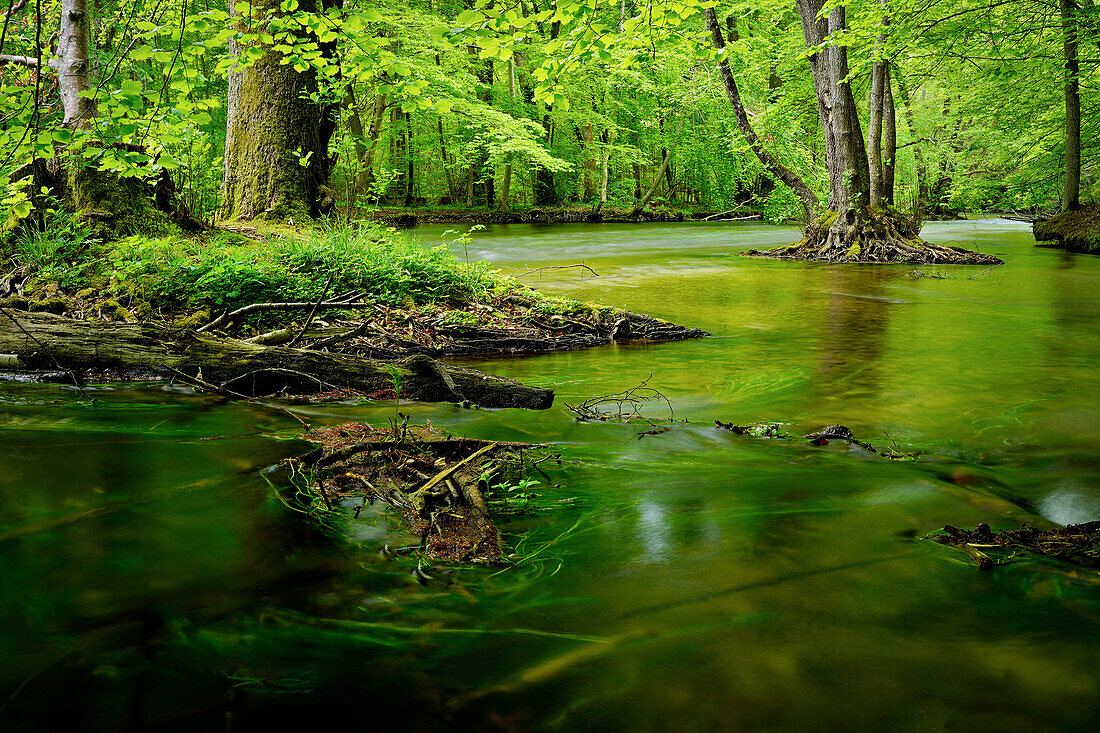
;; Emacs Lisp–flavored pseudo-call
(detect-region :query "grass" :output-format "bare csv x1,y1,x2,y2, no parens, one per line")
3,219,522,317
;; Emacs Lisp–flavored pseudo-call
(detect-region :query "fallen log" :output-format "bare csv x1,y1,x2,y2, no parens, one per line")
0,309,554,409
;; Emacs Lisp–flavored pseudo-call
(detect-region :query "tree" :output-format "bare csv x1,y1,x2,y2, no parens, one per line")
747,0,998,263
704,7,818,222
1061,0,1081,212
220,0,336,223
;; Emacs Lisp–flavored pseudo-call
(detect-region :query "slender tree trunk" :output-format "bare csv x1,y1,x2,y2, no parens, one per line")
631,118,684,216
892,66,928,215
499,57,516,210
867,23,889,209
403,110,415,207
599,128,613,207
1061,0,1081,212
704,7,818,222
343,86,387,207
883,71,897,205
53,0,96,127
222,0,331,221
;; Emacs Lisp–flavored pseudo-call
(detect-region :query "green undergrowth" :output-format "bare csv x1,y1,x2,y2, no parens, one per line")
1033,204,1100,254
1,218,589,322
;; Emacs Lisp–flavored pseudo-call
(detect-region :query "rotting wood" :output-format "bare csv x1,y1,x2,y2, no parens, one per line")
0,309,554,408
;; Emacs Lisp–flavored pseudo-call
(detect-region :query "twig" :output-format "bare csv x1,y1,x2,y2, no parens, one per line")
288,272,334,348
513,263,600,277
197,301,376,333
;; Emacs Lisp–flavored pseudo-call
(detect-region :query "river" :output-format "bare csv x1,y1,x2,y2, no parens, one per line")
2,219,1099,730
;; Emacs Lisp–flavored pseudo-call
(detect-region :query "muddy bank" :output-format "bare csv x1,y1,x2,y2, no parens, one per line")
1033,205,1100,254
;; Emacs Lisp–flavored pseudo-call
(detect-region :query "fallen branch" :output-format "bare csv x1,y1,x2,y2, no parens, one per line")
0,311,554,408
512,263,600,277
198,300,377,332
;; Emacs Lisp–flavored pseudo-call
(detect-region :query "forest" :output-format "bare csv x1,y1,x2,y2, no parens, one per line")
0,0,1096,238
1,0,1100,730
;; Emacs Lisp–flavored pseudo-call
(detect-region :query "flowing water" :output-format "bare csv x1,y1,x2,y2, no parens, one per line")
2,220,1100,731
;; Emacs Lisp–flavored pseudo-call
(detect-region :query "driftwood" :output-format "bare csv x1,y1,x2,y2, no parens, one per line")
0,309,554,409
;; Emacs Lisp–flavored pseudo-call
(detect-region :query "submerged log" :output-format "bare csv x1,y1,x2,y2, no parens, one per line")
0,309,554,409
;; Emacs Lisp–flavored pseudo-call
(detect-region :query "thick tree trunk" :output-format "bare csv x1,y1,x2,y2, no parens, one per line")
1061,0,1081,212
0,310,554,409
794,0,839,198
704,7,818,222
599,128,613,207
221,0,331,222
824,6,870,213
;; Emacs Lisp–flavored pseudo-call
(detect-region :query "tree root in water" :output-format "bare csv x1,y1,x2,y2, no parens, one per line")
744,208,1004,265
715,421,919,460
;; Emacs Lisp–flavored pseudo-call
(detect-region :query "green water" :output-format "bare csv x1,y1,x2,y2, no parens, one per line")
3,220,1100,730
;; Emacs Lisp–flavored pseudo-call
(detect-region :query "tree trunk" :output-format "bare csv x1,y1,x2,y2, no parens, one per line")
599,128,613,207
53,0,96,127
883,71,897,205
630,118,684,217
753,1,991,264
1061,0,1081,212
867,27,888,209
499,57,516,210
0,310,554,409
221,0,331,222
704,7,818,222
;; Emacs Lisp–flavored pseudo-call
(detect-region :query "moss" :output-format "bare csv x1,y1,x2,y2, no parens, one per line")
846,242,862,259
176,308,212,330
75,288,96,300
1,295,29,310
69,165,174,238
1033,205,1100,254
812,210,838,229
28,296,69,314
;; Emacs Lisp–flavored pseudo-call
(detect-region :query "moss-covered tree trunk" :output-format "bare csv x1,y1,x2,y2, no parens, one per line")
1060,0,1081,212
221,0,333,223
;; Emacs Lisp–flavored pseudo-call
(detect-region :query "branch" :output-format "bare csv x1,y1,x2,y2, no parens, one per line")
0,53,37,66
198,300,375,332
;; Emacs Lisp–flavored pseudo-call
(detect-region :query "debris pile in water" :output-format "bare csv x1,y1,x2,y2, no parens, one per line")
927,521,1100,570
292,420,539,564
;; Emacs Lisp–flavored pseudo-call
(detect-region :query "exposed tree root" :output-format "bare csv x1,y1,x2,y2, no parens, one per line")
745,208,1003,265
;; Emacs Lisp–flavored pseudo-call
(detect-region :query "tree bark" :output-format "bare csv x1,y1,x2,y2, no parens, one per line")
704,6,818,222
0,310,554,409
1061,0,1081,212
221,0,332,222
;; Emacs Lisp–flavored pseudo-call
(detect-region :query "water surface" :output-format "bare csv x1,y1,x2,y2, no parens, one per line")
2,220,1099,730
